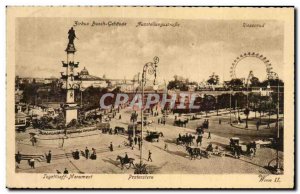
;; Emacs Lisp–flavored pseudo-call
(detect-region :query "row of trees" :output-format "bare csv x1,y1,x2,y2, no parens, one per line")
167,73,284,90
193,91,283,128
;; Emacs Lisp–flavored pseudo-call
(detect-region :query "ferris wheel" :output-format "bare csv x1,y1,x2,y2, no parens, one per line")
230,52,275,80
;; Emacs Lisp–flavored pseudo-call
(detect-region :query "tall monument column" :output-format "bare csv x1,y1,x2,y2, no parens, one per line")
61,27,80,125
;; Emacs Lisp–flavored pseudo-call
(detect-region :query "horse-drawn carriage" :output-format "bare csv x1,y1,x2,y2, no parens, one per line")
174,119,188,127
127,124,141,136
205,143,225,157
229,137,244,158
177,134,195,146
145,131,162,142
114,126,125,134
96,122,110,133
186,146,202,160
186,143,225,160
137,120,152,126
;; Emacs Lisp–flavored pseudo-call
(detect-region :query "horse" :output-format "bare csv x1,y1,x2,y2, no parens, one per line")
196,136,203,146
196,127,204,135
186,146,201,160
246,142,257,155
177,135,195,146
116,155,135,169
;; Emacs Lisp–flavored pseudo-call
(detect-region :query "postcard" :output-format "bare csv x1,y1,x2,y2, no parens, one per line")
6,6,294,189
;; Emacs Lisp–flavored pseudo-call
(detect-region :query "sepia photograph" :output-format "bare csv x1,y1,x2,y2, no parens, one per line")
6,6,295,189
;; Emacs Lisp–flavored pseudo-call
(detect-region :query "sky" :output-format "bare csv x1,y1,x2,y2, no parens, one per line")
16,17,284,83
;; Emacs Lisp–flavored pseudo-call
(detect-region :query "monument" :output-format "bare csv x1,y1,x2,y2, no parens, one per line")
61,27,80,124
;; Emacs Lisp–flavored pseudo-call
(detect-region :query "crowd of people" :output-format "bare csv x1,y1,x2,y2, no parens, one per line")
72,147,97,160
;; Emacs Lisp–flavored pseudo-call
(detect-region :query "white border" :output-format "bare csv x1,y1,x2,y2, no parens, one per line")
0,1,298,193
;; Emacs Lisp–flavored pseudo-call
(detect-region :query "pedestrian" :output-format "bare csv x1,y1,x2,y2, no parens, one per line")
109,142,113,152
63,168,69,174
138,141,141,150
31,136,35,146
30,158,35,168
46,150,52,163
208,131,211,139
199,135,203,146
158,118,160,124
91,148,97,160
129,137,133,147
219,118,221,125
164,143,168,151
74,149,80,160
249,148,255,160
61,137,65,148
253,141,257,156
119,114,121,120
85,147,89,159
15,151,21,164
256,121,260,131
163,120,166,125
148,150,152,162
124,152,129,163
134,136,137,145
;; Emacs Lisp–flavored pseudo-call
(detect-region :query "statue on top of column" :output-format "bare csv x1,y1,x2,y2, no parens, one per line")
68,27,76,45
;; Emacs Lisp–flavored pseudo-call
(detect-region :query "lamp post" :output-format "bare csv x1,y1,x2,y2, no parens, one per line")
275,73,281,174
139,56,159,171
132,82,139,138
229,89,232,125
269,72,282,174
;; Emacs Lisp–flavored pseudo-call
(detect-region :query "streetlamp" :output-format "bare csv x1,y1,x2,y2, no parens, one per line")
269,72,282,174
132,81,140,138
229,89,232,125
137,56,159,173
275,73,282,174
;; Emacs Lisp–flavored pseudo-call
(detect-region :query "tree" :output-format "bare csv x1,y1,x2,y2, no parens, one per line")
167,78,189,91
261,78,284,87
207,72,219,85
201,95,215,117
244,108,250,128
54,112,66,129
218,94,230,109
248,93,260,118
266,99,276,128
250,76,261,87
226,78,243,88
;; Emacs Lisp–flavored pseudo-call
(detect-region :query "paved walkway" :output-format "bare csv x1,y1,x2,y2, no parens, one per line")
15,107,283,174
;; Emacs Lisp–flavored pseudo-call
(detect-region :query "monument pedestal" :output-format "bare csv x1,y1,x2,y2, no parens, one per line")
64,103,79,124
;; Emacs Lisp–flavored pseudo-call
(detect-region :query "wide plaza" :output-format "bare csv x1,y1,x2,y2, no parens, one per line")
15,106,283,174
